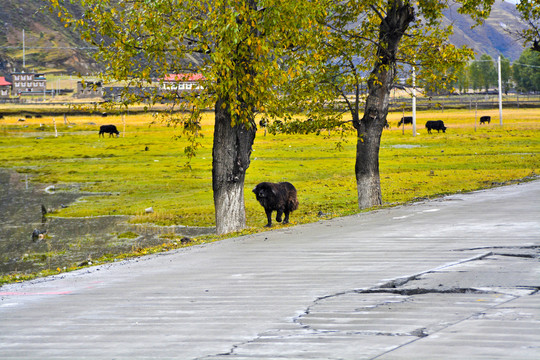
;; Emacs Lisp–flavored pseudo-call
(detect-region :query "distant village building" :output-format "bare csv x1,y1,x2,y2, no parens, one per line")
11,72,46,95
160,73,204,92
103,86,155,102
0,76,11,98
76,80,103,98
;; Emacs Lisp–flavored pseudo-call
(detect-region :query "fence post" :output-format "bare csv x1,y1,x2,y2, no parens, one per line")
402,108,405,135
474,99,477,132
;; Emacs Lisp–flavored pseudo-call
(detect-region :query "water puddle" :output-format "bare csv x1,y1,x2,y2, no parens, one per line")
0,169,214,275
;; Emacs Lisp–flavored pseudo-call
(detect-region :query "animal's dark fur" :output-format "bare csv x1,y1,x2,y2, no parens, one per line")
99,124,119,137
425,120,447,134
253,182,299,227
398,116,413,126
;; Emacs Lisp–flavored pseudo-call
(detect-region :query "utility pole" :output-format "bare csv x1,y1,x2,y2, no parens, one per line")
22,30,25,69
412,65,416,137
497,55,503,126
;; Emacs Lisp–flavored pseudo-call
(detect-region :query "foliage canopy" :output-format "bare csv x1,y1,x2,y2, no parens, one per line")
514,49,540,92
516,0,540,51
48,0,324,127
268,0,494,134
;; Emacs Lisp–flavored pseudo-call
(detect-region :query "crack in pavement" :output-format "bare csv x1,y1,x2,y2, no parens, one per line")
204,249,538,359
368,293,524,360
455,244,540,253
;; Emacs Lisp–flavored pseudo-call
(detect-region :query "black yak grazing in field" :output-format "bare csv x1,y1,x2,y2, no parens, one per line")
253,182,299,227
398,116,413,126
480,116,491,124
425,120,447,134
99,124,120,137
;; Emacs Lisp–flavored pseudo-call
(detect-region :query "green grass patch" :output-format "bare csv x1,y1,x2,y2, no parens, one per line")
0,106,538,284
0,108,538,229
117,231,140,239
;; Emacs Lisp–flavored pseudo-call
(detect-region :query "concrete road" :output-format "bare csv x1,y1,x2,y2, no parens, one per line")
1,181,539,359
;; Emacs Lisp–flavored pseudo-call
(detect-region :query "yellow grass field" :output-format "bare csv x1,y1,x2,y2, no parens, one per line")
0,104,538,283
0,105,537,228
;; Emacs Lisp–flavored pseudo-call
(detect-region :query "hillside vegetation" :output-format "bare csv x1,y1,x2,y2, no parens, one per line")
0,0,96,74
445,0,526,61
0,0,526,76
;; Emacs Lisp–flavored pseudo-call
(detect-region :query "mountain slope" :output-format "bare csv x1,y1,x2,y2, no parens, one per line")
0,0,97,74
0,0,527,76
444,0,526,61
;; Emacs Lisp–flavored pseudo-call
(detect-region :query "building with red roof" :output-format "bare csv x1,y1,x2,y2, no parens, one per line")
160,73,204,91
0,76,11,98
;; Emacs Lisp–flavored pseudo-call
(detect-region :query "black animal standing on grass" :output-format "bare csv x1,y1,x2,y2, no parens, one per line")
397,116,413,126
99,124,120,137
253,182,299,227
479,116,491,124
425,120,447,134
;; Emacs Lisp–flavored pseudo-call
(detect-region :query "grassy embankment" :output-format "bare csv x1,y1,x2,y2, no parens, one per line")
0,107,538,228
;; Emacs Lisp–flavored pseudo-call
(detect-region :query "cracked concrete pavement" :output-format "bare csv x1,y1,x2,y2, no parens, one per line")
1,180,539,359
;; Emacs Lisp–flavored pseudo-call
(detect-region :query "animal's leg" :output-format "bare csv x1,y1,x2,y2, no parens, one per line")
276,209,283,223
283,211,290,224
265,209,273,227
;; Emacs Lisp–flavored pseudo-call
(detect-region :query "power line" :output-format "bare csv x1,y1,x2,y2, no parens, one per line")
0,46,98,50
469,59,540,68
512,62,540,69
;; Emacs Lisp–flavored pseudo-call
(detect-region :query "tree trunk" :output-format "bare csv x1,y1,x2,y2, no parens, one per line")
354,1,414,209
354,112,384,209
212,97,257,234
